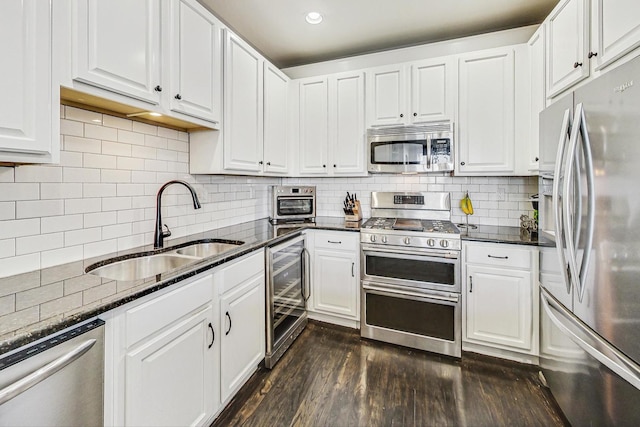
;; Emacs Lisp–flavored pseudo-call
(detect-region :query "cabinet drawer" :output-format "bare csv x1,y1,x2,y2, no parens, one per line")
313,231,359,251
218,250,265,294
466,243,531,269
125,274,213,347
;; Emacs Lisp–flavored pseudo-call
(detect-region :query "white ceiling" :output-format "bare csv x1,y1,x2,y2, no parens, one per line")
198,0,558,68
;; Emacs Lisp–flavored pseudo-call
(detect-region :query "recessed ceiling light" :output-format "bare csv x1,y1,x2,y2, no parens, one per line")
305,12,323,25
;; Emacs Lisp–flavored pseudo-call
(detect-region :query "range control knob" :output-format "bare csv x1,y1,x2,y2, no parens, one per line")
381,236,388,243
370,235,377,243
440,240,449,248
403,237,411,245
427,238,435,247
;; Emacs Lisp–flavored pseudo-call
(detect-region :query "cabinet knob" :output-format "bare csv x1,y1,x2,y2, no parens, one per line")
333,164,337,168
266,161,271,166
413,112,417,117
154,85,162,92
588,52,598,59
322,164,326,168
175,94,182,100
259,160,263,165
460,161,466,166
535,157,539,162
399,114,404,118
573,62,583,68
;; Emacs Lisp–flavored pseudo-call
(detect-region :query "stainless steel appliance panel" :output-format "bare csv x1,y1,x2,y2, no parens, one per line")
0,319,105,427
265,234,308,368
571,55,640,364
269,186,316,223
539,92,573,174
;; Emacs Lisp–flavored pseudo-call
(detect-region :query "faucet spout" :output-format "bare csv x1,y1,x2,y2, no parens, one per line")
154,180,202,249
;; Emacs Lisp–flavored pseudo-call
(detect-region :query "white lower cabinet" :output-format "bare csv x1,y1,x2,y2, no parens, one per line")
462,241,539,363
215,250,266,404
105,250,265,426
307,230,360,326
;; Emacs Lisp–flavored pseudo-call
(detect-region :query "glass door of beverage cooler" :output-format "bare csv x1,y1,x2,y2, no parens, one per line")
265,234,308,368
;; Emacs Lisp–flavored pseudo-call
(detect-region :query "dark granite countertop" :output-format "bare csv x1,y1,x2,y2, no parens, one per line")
0,217,360,356
458,225,554,247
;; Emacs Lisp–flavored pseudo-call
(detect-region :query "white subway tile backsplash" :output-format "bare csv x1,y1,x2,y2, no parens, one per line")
65,198,101,214
59,119,84,137
103,115,132,131
65,106,103,124
64,135,102,154
41,214,84,234
15,166,63,183
85,123,118,141
101,169,131,183
84,239,118,259
59,151,84,167
117,129,145,145
0,183,40,201
83,183,117,198
63,167,101,183
102,223,132,240
0,167,15,182
16,200,64,219
41,183,83,200
117,156,146,171
102,141,132,157
84,211,117,228
101,197,132,212
132,122,157,136
0,202,15,221
16,233,64,255
0,218,41,239
65,227,102,246
84,153,117,169
41,245,84,269
0,239,16,259
0,254,40,279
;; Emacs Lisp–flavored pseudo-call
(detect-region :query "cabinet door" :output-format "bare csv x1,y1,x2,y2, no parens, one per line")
528,25,546,172
312,248,359,319
223,30,264,172
465,264,533,351
410,57,455,123
365,64,407,126
329,72,366,175
299,77,329,174
263,63,290,174
125,304,217,427
220,274,265,403
546,0,589,98
167,0,221,123
0,0,56,163
73,0,161,104
593,0,640,70
457,48,515,174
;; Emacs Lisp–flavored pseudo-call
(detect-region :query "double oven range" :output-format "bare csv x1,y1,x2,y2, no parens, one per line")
360,192,462,358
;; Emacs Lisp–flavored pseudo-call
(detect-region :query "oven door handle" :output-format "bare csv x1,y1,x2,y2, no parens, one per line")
362,283,459,303
361,245,459,259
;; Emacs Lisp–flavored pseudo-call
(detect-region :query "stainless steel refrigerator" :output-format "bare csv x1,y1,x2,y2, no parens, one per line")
538,54,640,426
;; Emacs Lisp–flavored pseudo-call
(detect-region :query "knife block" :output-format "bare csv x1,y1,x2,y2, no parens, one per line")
345,200,362,222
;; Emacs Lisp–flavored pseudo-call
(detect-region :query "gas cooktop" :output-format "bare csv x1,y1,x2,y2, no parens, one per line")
362,217,460,234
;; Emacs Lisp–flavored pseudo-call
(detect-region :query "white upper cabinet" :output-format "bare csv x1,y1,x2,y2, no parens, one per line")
73,0,162,104
365,57,454,127
410,57,455,123
263,63,290,174
592,0,640,70
528,25,546,173
165,0,221,124
298,77,329,174
545,0,590,98
0,0,58,163
365,64,407,126
223,30,264,172
329,71,366,175
298,72,366,176
457,47,516,175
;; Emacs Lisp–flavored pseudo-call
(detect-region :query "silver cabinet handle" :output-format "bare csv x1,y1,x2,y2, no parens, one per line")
0,339,96,405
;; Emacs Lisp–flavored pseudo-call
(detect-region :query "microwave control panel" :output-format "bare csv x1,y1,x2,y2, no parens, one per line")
431,139,452,165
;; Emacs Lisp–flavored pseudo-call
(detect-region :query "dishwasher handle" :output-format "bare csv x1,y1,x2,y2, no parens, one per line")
0,338,96,406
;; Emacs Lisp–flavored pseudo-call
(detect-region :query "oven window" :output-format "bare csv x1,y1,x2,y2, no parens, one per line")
365,293,454,341
277,198,314,216
370,141,427,165
366,255,455,285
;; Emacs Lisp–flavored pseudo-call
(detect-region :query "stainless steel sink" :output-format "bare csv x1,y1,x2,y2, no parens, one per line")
87,254,197,281
174,242,242,258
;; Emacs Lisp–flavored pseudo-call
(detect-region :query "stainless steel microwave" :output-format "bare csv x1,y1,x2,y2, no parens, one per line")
269,185,316,223
367,122,454,173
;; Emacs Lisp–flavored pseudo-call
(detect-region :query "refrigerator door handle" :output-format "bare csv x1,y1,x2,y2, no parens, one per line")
553,108,572,294
541,287,640,390
563,105,583,298
575,104,596,302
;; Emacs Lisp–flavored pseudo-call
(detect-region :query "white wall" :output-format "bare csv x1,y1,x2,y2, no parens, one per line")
0,106,278,278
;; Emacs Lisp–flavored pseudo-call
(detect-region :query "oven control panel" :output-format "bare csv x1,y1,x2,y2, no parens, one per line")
360,232,461,251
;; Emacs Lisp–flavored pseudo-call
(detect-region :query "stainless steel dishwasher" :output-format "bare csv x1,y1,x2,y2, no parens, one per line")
0,319,105,427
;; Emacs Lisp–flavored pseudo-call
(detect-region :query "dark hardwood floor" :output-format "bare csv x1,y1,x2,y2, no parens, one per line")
212,321,568,427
